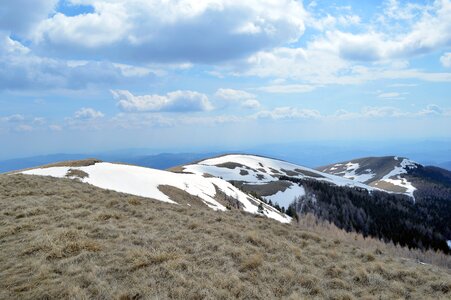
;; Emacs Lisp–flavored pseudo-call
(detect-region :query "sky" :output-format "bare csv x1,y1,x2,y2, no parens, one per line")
0,0,450,160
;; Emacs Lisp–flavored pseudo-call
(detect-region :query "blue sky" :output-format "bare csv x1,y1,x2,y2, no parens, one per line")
0,0,450,159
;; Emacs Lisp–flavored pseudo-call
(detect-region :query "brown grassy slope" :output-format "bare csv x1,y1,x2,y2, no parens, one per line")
0,174,450,300
4,159,102,174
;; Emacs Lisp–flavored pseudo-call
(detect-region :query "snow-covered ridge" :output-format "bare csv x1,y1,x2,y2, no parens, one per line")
184,154,375,190
180,154,378,209
21,162,290,223
329,162,376,183
380,158,418,198
320,156,420,198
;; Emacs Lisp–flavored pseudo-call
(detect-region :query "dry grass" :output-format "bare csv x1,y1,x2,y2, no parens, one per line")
295,213,451,269
65,169,89,179
5,159,102,175
239,180,292,197
1,174,450,299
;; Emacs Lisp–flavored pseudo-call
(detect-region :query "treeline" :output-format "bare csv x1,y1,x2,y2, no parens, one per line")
281,176,451,254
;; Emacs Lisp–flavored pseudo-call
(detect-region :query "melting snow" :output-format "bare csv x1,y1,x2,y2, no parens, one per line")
335,162,375,183
265,184,305,210
187,154,375,190
21,162,291,223
380,158,418,199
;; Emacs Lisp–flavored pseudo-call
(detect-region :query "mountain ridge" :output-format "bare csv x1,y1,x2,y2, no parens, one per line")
318,156,451,198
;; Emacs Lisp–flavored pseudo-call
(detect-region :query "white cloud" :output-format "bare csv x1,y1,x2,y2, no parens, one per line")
388,83,417,87
49,124,62,131
0,32,154,91
377,92,407,99
253,107,321,120
229,44,451,85
222,0,451,85
0,0,57,34
256,84,318,93
15,124,33,132
325,0,451,61
215,88,255,101
0,114,49,132
215,88,260,109
113,90,213,112
2,114,25,122
333,104,451,120
381,0,425,21
242,99,261,109
232,46,350,84
32,117,46,125
417,104,444,116
30,0,306,63
361,106,405,118
440,52,451,67
74,107,104,119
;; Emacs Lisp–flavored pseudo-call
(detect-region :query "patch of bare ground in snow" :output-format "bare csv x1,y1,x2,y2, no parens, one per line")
1,174,450,299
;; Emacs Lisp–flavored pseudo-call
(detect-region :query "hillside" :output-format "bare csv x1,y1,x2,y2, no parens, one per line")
282,176,451,254
19,159,289,223
177,154,451,253
177,154,376,209
318,156,451,199
1,174,450,299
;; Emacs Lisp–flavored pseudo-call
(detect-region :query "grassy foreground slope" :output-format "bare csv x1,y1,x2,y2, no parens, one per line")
1,174,450,299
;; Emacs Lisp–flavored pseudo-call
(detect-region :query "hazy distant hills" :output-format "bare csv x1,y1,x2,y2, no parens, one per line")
439,161,451,171
0,152,220,173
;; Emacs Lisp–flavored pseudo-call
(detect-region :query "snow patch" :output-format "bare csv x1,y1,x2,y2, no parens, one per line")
188,154,375,191
21,162,291,223
380,158,418,198
335,162,375,183
265,184,305,210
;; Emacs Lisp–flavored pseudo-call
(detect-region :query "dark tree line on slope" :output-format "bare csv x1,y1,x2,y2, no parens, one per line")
280,176,451,254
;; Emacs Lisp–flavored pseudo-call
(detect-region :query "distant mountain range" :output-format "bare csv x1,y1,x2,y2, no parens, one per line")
0,152,221,173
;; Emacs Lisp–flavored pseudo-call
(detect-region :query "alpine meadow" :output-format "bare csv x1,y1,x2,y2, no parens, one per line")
1,1,450,299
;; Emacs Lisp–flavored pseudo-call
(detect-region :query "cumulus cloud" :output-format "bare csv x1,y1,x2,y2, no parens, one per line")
215,88,255,101
417,104,444,116
215,88,260,109
221,0,451,85
29,0,306,63
0,114,48,132
74,107,104,120
0,0,57,34
241,99,261,109
324,0,451,61
113,90,213,112
230,44,451,85
0,32,156,91
440,52,451,67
